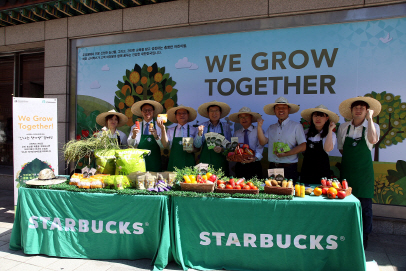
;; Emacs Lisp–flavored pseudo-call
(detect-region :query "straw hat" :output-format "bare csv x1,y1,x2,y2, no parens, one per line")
131,100,163,117
166,105,197,123
263,97,300,115
26,168,67,186
301,105,340,124
339,96,382,120
228,107,262,123
198,100,231,119
96,109,128,127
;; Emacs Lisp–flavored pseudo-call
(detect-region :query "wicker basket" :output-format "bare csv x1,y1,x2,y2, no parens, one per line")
318,186,352,196
180,182,215,193
215,188,259,195
264,186,294,195
227,143,256,163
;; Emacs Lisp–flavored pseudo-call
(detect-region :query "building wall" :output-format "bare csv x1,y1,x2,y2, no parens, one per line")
0,0,405,174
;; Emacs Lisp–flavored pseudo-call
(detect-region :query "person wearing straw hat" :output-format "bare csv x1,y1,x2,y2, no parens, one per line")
195,101,232,175
96,109,128,146
127,100,167,172
163,105,198,171
337,96,381,249
257,97,306,181
229,107,264,179
300,105,339,184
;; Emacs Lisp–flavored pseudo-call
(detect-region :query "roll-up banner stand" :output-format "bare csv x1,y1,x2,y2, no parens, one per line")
12,98,59,205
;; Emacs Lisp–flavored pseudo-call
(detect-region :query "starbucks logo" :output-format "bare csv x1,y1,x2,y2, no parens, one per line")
147,138,152,142
309,143,314,149
178,141,182,145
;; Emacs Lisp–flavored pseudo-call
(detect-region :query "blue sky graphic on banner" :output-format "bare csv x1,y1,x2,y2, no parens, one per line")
77,17,406,163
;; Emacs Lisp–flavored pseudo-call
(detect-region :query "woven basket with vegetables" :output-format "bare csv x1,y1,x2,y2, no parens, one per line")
226,143,256,163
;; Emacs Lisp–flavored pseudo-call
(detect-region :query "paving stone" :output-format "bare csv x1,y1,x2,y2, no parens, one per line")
74,259,112,271
388,254,406,268
3,246,32,263
24,255,60,268
7,262,43,271
0,258,23,270
46,258,89,271
365,251,394,267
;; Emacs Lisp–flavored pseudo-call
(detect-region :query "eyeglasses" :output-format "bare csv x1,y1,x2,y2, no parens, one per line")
142,109,154,113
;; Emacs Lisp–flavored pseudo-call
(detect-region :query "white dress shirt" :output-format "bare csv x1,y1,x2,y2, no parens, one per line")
265,117,306,163
166,123,198,149
233,125,264,161
304,129,337,154
127,120,163,148
194,120,232,148
337,119,380,151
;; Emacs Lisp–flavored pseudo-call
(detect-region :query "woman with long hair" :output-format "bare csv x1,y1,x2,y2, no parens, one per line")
300,105,339,184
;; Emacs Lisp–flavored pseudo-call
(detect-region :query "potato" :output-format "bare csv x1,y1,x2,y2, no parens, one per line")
271,180,278,186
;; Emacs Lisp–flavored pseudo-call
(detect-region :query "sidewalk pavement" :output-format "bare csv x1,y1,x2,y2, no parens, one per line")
1,189,405,271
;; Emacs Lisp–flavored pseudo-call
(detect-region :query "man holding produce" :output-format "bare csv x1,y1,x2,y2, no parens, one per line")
195,101,232,175
162,105,198,171
337,96,381,249
257,97,306,181
128,100,167,172
229,107,264,179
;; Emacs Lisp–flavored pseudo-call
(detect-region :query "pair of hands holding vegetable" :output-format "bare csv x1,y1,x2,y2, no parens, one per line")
131,120,165,140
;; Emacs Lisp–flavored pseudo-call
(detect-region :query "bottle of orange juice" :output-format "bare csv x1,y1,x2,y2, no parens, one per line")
295,183,300,197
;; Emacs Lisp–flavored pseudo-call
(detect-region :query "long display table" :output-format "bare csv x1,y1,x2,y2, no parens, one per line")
9,187,171,271
170,195,366,271
10,187,366,271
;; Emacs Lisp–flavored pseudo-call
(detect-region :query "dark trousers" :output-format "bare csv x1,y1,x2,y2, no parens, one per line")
235,161,262,179
268,162,299,182
358,198,373,242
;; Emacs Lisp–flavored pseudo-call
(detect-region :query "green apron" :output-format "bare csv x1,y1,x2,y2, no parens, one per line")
341,126,374,198
200,123,229,175
167,125,195,171
138,121,162,172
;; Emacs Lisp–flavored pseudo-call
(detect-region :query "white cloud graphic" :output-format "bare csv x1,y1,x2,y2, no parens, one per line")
101,64,110,71
175,57,199,70
189,63,199,70
90,80,101,89
175,57,192,69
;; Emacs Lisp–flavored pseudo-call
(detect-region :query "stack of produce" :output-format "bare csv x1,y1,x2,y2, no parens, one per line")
314,177,351,199
264,176,294,195
226,143,255,163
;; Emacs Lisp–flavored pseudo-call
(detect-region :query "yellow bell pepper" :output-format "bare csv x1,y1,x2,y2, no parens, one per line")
332,182,339,189
206,172,212,179
202,175,208,181
189,175,197,184
183,175,191,183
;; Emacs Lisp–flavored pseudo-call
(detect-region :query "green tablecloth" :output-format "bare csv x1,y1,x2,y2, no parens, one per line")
170,195,366,271
9,187,171,270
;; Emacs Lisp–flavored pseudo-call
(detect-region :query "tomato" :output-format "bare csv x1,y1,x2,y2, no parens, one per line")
322,187,328,195
337,191,346,199
242,144,250,149
217,180,225,186
218,184,226,189
252,186,258,190
229,178,236,187
247,182,254,188
326,180,332,187
243,185,251,190
227,152,235,157
209,174,217,182
313,187,322,196
321,179,327,186
327,190,337,199
225,184,233,189
234,185,241,190
239,182,245,188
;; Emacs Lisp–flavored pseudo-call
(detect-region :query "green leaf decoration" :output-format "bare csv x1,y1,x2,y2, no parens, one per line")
115,90,126,100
